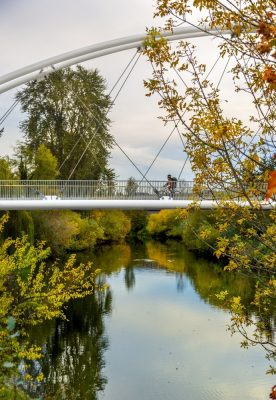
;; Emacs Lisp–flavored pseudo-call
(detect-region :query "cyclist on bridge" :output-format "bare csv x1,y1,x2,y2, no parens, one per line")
164,174,177,197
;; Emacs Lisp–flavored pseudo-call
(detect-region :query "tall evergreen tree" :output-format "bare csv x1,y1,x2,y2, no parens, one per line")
16,66,114,180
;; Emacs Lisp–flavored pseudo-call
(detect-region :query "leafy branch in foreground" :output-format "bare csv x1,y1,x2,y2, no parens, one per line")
144,0,275,372
0,213,105,397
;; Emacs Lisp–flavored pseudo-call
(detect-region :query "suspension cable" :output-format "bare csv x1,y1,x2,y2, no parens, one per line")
67,51,142,179
70,51,161,192
174,123,189,180
59,49,140,173
67,130,97,180
137,125,177,184
0,99,19,126
177,153,189,180
205,54,222,80
67,50,156,186
136,62,191,183
59,136,82,171
216,56,231,89
110,50,142,104
108,49,140,96
171,52,230,180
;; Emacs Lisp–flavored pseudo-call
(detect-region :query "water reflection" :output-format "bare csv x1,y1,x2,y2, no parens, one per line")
124,266,136,290
30,288,112,399
145,240,256,309
28,240,274,400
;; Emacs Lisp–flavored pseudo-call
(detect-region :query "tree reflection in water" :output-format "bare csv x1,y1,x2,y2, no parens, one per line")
26,240,274,398
145,240,275,370
124,266,136,290
29,286,112,400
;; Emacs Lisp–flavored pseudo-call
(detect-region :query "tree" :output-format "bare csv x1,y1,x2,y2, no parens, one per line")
18,157,28,180
144,0,275,372
0,213,105,397
32,144,59,180
0,157,15,180
125,177,138,197
16,66,115,180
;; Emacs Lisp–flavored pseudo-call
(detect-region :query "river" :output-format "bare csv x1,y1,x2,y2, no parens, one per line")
28,240,275,399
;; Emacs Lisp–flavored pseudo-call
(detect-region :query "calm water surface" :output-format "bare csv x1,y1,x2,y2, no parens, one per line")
29,241,275,400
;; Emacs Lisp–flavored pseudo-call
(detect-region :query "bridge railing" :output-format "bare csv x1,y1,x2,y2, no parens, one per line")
0,180,196,200
0,180,267,201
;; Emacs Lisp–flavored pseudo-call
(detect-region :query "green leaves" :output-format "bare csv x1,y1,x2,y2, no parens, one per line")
16,66,114,180
31,144,59,180
0,214,106,395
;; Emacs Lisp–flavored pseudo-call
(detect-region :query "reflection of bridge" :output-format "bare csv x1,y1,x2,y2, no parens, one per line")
0,180,274,210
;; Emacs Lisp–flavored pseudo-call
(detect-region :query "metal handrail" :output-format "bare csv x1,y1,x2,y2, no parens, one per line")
0,180,267,201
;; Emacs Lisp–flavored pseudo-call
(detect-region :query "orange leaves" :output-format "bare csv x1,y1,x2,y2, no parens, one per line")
256,41,273,54
256,14,276,63
263,66,276,90
256,14,276,90
263,66,276,82
257,21,276,40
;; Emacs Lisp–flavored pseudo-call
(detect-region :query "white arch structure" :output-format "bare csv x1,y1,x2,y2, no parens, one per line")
1,25,273,210
0,25,231,94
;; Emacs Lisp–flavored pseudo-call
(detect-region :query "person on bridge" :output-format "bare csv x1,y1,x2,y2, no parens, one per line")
164,174,177,197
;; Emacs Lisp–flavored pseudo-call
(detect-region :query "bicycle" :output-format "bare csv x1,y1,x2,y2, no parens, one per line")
154,186,180,199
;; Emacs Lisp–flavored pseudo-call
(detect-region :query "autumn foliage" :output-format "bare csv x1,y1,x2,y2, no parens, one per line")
144,0,276,373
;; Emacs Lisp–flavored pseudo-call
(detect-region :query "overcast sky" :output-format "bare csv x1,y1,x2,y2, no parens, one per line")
0,0,254,180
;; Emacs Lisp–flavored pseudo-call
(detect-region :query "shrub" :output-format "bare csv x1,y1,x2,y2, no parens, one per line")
32,210,81,254
90,210,131,242
147,209,182,238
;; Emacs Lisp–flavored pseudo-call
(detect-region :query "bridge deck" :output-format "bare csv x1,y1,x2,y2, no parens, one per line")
0,179,196,200
0,180,272,210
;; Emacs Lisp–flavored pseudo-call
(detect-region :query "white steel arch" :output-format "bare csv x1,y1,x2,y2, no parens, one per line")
0,26,231,94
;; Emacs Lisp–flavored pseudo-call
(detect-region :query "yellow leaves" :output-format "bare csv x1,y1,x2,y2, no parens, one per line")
218,222,228,232
230,296,244,315
246,227,257,237
144,78,161,96
0,225,106,391
36,372,44,382
143,29,171,65
215,290,229,301
225,259,238,271
193,0,217,11
155,0,189,19
199,228,212,239
264,225,276,238
145,0,276,371
19,345,43,361
0,213,9,233
231,24,242,38
214,237,229,258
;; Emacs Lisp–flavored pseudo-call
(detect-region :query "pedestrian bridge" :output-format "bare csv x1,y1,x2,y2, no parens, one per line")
1,27,273,211
0,180,274,210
